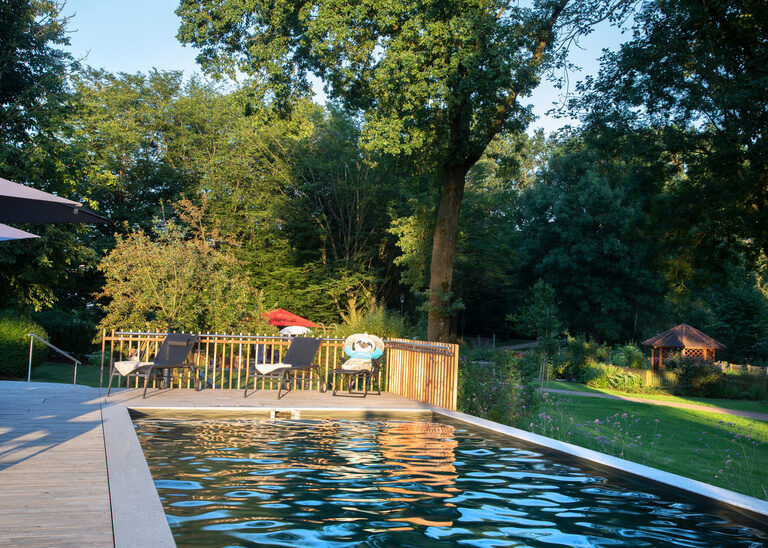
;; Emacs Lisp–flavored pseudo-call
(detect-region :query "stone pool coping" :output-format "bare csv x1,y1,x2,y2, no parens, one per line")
107,403,768,547
433,408,768,522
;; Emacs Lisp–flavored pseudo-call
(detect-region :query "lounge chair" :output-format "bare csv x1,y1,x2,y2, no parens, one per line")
326,333,384,397
243,337,322,398
106,333,201,398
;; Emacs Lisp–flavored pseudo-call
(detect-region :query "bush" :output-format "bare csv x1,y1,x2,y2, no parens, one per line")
0,313,49,378
611,344,648,370
579,360,609,386
33,310,97,356
458,349,538,427
330,305,412,339
582,362,644,393
557,335,611,380
666,355,725,397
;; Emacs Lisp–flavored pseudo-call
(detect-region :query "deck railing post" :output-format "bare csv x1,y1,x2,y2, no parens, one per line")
27,336,34,383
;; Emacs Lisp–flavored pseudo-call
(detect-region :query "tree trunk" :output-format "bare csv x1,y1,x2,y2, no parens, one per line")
427,165,467,341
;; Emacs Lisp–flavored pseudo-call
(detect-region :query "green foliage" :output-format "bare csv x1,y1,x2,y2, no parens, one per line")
555,335,610,381
577,0,768,332
582,362,644,393
176,0,636,341
0,312,48,378
611,344,648,370
510,279,562,389
97,200,262,333
515,142,664,343
666,356,725,398
528,394,768,500
458,350,538,427
330,305,412,340
33,310,97,356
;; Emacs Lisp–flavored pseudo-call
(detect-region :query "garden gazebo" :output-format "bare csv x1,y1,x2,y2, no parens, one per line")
641,323,725,370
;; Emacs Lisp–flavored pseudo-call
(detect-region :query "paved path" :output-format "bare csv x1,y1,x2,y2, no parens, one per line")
545,388,768,422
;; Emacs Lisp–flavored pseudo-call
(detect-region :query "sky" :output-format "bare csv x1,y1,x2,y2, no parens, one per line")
62,0,626,135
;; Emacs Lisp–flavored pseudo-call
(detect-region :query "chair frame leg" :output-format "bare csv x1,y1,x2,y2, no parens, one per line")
106,366,116,396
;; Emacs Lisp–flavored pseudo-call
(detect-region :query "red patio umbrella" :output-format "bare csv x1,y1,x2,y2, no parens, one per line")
262,309,318,328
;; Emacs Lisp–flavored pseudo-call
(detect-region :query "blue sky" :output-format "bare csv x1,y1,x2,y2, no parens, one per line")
63,0,625,135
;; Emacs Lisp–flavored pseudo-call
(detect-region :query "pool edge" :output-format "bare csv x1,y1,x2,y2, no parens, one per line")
102,404,175,548
431,407,768,521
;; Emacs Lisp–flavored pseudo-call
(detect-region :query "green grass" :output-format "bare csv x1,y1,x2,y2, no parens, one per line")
30,361,104,387
544,380,768,414
528,392,768,500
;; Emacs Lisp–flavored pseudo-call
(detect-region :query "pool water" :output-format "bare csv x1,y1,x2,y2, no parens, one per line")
134,417,767,547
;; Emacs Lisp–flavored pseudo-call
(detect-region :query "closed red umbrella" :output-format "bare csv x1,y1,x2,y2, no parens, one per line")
262,309,318,328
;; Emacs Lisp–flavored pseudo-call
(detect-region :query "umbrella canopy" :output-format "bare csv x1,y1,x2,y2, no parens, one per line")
279,325,313,336
0,177,107,224
262,309,318,327
0,223,39,241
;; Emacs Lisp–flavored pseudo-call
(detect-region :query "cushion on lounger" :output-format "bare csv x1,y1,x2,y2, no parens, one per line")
254,362,291,375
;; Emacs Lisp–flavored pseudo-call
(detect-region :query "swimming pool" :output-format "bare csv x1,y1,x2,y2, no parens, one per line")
134,416,767,546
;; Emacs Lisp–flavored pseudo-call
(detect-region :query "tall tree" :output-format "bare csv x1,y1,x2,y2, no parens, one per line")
0,0,97,312
176,0,632,340
577,0,768,266
516,141,665,342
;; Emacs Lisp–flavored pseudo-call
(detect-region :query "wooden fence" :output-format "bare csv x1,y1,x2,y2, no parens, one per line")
101,331,459,410
622,366,768,395
385,338,459,410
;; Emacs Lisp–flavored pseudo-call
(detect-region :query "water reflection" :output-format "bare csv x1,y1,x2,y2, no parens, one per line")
134,418,767,547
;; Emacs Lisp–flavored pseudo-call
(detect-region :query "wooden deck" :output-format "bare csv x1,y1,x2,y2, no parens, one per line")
0,380,433,547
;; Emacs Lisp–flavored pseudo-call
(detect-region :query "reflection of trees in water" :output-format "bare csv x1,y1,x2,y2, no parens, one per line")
138,419,464,528
374,421,461,528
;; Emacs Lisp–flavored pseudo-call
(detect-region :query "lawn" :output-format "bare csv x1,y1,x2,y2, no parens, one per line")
30,361,104,387
545,379,768,414
528,392,768,500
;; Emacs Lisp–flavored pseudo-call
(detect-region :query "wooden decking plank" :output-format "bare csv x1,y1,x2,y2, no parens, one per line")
0,380,430,547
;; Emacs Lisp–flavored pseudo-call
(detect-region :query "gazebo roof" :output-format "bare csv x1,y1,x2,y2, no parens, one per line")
641,323,725,350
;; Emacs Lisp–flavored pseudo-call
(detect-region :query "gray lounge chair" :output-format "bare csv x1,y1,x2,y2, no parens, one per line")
142,333,201,398
244,337,322,398
106,333,201,397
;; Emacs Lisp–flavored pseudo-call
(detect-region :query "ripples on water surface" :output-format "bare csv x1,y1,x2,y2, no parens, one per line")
133,418,767,547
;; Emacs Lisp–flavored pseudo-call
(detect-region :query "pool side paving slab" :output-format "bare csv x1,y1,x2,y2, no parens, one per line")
1,380,767,547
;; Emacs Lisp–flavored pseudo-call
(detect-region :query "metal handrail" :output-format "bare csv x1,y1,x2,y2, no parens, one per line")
27,333,82,385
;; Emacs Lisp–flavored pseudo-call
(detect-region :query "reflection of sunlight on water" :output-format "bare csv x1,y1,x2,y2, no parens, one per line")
135,418,768,547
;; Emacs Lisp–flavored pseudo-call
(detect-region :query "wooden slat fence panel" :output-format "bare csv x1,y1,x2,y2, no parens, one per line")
101,331,459,409
385,338,458,410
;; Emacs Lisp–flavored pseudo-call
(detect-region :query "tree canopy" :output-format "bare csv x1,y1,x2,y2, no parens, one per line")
176,0,634,340
3,0,768,365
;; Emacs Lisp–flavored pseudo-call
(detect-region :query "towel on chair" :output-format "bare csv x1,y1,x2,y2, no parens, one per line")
254,362,291,375
114,360,152,376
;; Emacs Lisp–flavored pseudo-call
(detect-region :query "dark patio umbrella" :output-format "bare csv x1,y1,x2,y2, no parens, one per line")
0,223,39,241
0,177,107,224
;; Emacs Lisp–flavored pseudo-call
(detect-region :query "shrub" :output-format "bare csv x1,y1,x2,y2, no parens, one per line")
0,313,49,378
666,355,724,397
331,305,412,339
580,361,609,387
582,362,644,393
458,349,538,427
612,344,648,370
558,335,611,380
33,310,97,356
